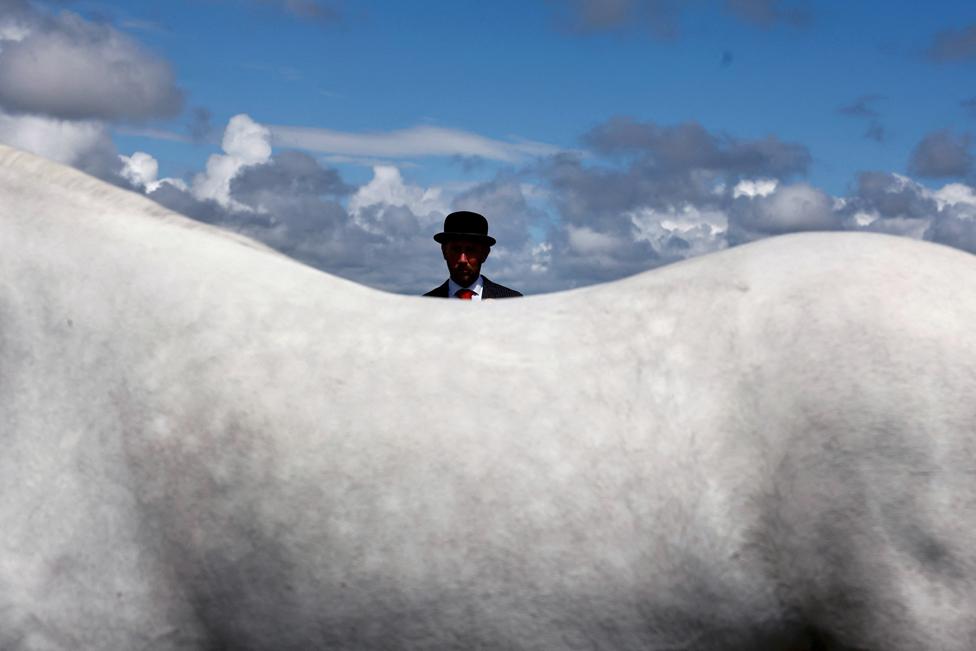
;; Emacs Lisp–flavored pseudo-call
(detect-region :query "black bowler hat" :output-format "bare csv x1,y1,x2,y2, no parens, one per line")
433,211,497,246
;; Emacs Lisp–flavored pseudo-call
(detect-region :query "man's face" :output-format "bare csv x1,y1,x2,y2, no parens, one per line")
442,239,490,287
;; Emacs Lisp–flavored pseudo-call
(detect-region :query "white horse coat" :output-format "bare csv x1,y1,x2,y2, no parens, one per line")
1,144,975,650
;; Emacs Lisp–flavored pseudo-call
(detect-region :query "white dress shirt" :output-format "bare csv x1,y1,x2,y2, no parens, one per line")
447,275,484,301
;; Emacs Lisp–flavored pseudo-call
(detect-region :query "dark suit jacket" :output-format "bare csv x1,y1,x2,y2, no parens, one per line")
423,277,522,299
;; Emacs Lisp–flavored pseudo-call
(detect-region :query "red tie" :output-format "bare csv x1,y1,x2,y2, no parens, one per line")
455,289,475,300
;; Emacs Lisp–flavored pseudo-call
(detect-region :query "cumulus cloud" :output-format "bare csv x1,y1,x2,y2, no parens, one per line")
537,118,810,257
450,174,552,291
933,182,976,211
138,115,455,293
927,23,976,63
728,182,840,243
582,117,810,178
119,151,159,189
119,150,188,193
349,166,448,221
0,8,183,121
733,178,777,198
908,130,973,178
0,110,120,177
192,114,273,207
232,150,350,205
270,124,559,163
848,172,939,221
928,212,976,254
109,113,976,294
628,204,728,260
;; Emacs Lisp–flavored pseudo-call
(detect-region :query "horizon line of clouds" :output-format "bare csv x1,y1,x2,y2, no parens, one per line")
107,112,976,296
3,105,975,295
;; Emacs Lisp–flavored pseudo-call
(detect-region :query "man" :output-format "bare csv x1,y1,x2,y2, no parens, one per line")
423,211,522,300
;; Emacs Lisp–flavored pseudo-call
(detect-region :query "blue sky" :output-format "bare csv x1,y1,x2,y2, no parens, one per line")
2,0,976,293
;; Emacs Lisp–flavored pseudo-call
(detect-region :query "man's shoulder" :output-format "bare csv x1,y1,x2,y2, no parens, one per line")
423,281,450,297
482,277,523,299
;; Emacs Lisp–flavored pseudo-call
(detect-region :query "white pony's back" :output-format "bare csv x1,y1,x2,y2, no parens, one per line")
2,144,975,650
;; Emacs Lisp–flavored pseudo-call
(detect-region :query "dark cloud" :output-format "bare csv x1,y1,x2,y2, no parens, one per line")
863,122,886,143
548,0,681,39
256,0,341,23
448,173,555,292
116,113,976,295
0,109,128,182
582,117,810,178
841,172,953,242
187,107,215,144
148,182,250,228
540,152,668,225
848,172,939,221
545,225,661,289
548,0,809,38
908,130,973,179
451,173,536,250
928,210,976,254
962,97,976,119
0,0,32,18
147,153,449,294
927,23,976,63
724,0,810,29
231,150,351,205
0,8,183,121
837,95,887,143
516,119,811,285
838,95,882,119
727,183,841,244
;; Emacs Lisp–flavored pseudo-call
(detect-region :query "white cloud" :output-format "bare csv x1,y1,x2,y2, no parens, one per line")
764,183,836,228
223,115,273,163
270,124,560,162
748,182,839,232
531,241,553,273
567,225,621,255
0,11,182,121
348,165,449,226
0,110,112,166
733,178,778,198
629,204,729,259
932,182,976,209
115,126,192,144
118,150,188,193
119,151,159,189
0,20,30,45
192,114,272,208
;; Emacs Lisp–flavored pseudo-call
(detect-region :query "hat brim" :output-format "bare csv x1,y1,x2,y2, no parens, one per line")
434,232,496,246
